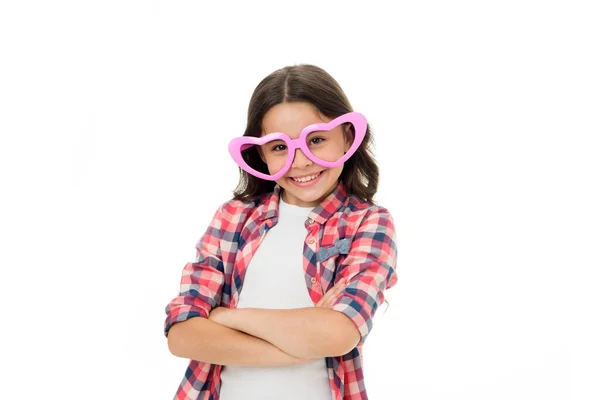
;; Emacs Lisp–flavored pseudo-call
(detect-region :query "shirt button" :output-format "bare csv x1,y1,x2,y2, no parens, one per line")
310,277,317,284
307,237,315,244
307,218,314,224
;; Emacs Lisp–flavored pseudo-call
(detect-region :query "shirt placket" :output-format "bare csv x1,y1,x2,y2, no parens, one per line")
305,217,322,295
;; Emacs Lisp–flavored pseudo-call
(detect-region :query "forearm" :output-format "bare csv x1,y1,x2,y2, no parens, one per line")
227,307,353,359
167,317,313,367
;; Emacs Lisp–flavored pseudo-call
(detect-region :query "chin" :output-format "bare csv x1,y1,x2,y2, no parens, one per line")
281,183,322,198
275,167,343,206
279,179,337,207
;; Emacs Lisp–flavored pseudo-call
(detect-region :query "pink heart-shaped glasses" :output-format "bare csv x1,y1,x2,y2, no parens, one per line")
228,111,367,181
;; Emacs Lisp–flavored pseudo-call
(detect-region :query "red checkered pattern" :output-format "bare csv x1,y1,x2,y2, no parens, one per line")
164,181,398,399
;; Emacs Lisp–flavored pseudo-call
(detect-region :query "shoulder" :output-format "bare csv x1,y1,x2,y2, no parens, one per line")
331,195,397,249
212,192,272,228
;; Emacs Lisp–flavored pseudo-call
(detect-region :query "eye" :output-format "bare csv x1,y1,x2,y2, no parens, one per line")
271,144,287,152
310,137,325,145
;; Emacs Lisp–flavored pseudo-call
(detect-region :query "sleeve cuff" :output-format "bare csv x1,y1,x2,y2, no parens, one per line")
163,304,209,337
331,295,375,347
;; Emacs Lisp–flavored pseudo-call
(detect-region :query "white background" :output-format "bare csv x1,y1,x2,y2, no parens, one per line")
1,1,598,399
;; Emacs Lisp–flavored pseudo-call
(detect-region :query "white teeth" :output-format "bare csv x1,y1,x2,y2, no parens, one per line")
292,172,320,183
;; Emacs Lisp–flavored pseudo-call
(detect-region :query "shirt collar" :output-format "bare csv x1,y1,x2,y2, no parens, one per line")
260,181,348,225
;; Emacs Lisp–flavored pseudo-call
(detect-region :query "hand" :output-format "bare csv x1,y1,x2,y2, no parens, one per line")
315,278,347,309
208,306,233,327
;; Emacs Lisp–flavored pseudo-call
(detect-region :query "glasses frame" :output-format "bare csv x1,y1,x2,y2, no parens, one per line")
228,111,367,181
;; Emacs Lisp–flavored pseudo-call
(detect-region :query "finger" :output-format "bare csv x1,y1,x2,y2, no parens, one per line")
326,281,345,299
317,289,333,306
317,279,347,307
321,284,345,307
333,280,346,293
316,290,334,307
328,282,344,297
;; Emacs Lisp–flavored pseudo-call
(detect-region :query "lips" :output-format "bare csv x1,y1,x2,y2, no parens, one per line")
290,171,322,182
287,170,324,186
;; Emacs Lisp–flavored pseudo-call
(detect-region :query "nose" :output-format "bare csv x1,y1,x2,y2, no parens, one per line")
291,148,312,169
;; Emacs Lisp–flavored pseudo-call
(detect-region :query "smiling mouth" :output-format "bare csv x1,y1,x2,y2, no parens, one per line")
288,171,323,183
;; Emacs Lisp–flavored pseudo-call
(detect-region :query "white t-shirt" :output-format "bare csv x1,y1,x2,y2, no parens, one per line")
218,196,332,400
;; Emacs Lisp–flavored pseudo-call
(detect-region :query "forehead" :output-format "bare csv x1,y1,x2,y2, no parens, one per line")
261,102,329,137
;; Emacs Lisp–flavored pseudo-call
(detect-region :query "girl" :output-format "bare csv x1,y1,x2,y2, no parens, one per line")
164,64,398,400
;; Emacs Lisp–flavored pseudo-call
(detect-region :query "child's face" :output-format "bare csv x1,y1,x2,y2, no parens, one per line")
260,101,351,208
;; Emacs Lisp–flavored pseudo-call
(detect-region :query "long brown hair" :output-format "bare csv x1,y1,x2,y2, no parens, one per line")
232,64,379,203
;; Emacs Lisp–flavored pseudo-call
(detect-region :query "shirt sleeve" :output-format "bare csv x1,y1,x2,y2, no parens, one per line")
163,203,226,337
331,207,398,347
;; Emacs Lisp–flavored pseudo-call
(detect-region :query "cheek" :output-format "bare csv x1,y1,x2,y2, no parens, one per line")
334,141,349,156
324,165,344,181
264,155,287,174
275,176,287,185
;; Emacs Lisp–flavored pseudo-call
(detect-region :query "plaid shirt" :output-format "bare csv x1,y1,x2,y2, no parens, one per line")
164,181,398,400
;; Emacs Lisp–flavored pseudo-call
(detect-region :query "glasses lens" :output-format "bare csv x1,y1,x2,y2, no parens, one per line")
305,124,355,163
241,138,288,177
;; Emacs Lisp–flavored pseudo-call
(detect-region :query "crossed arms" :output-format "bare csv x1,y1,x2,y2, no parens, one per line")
164,207,398,367
167,303,359,367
